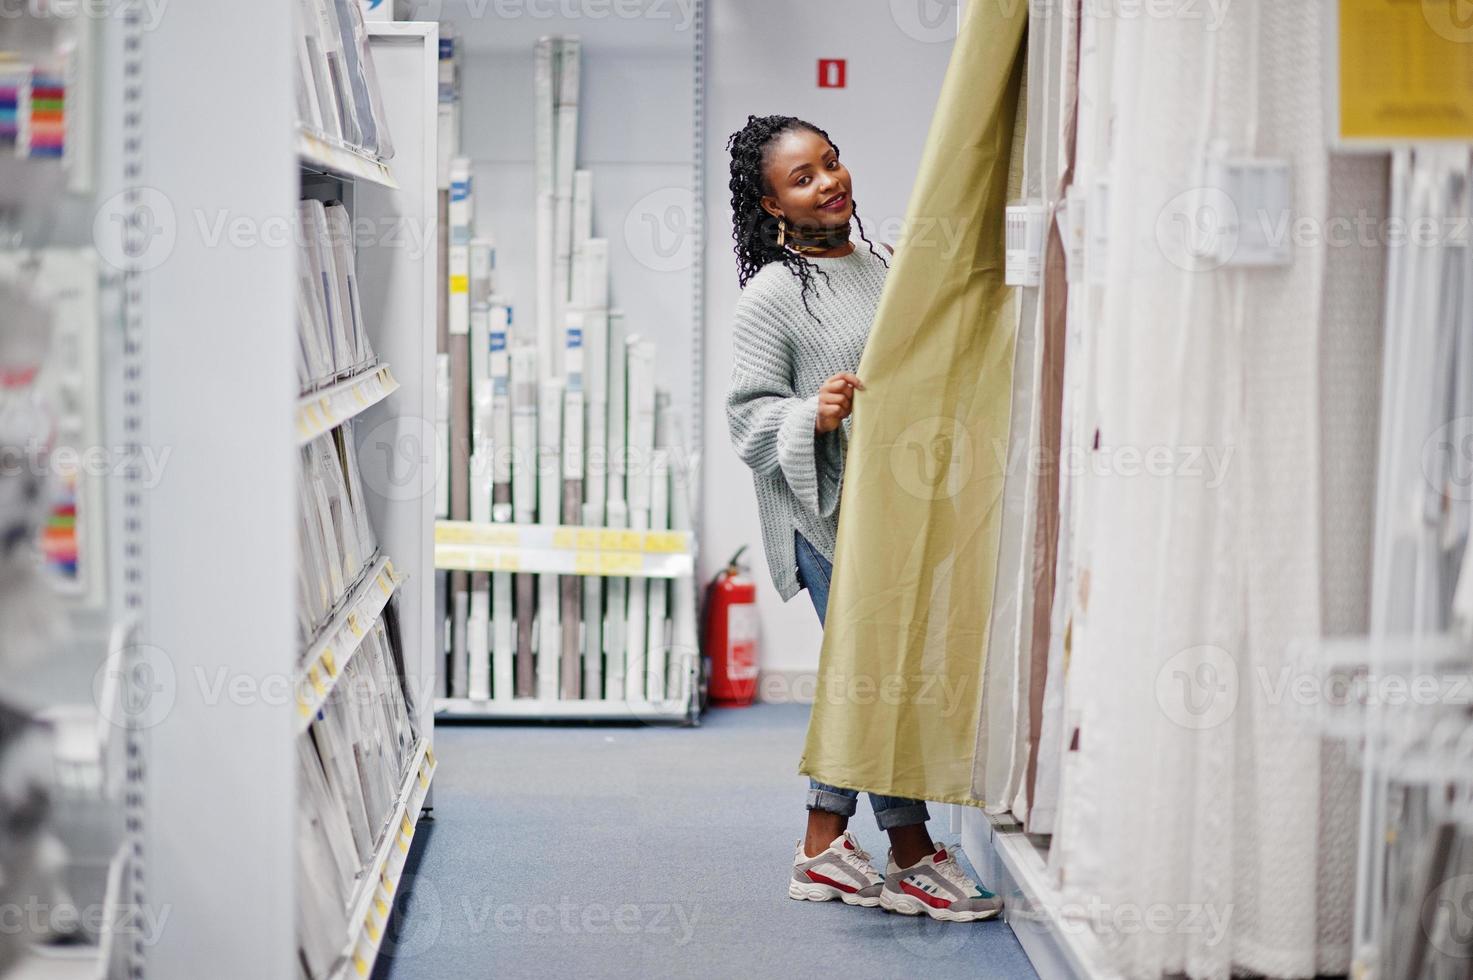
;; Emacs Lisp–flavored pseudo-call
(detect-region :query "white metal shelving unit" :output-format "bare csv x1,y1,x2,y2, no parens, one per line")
426,0,707,725
136,11,439,980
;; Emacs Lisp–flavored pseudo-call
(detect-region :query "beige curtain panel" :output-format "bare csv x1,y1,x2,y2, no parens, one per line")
798,0,1028,806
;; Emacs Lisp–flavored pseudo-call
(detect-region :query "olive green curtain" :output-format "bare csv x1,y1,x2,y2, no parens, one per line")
798,0,1028,806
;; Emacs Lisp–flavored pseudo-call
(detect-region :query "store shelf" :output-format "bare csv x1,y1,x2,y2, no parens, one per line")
332,738,436,980
434,520,694,578
7,947,104,980
962,812,1119,980
296,364,399,444
435,695,695,724
298,554,402,731
298,129,398,189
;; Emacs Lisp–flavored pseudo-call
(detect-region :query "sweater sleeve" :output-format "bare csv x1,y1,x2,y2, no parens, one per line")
726,303,845,518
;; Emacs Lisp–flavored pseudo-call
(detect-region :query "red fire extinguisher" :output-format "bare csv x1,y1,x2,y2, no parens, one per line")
704,546,759,706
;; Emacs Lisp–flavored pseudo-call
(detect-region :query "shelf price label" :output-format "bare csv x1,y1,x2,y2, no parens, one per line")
599,553,643,576
436,522,520,547
599,529,642,551
643,531,685,553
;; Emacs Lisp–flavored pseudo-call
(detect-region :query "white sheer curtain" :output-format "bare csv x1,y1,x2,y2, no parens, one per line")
1046,2,1362,976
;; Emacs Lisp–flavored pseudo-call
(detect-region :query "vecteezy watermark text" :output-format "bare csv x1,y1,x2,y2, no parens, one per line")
3,441,171,490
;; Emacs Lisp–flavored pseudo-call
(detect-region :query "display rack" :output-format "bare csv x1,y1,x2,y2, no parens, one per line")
336,740,436,980
962,812,1118,980
135,12,439,980
296,364,400,443
298,128,399,189
432,518,700,723
0,6,140,977
429,0,706,725
297,554,403,730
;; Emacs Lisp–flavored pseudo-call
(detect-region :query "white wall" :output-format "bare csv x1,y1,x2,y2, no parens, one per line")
701,0,957,677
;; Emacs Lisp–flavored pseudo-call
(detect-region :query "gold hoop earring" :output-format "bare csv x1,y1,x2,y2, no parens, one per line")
777,217,786,248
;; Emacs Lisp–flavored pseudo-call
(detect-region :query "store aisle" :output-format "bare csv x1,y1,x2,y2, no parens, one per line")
372,704,1036,979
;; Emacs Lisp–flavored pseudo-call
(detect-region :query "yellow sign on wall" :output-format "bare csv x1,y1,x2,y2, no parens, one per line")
1338,0,1473,141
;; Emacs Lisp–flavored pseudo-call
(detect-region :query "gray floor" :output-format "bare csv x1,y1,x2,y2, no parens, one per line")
373,702,1038,980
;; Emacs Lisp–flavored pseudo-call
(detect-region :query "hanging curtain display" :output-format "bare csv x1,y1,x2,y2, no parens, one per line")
970,1,1050,813
797,0,1027,806
1041,2,1364,976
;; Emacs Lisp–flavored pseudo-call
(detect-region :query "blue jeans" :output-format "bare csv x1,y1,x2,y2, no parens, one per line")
795,530,930,831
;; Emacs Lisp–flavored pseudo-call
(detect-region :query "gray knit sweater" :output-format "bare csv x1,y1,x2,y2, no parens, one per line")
725,245,891,600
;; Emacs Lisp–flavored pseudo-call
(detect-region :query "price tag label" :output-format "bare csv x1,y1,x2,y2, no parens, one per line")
599,552,642,576
643,531,685,553
600,529,641,551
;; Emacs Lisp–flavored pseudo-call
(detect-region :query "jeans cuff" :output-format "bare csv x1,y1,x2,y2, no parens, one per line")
806,788,859,818
874,802,930,831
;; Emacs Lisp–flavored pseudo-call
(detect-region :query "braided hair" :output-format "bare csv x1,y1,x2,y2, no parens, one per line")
726,114,887,319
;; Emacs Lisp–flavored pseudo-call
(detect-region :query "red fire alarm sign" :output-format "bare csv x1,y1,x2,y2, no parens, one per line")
818,59,846,88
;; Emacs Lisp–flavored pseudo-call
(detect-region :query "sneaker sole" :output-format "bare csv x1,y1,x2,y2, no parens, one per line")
879,889,1000,921
789,879,882,907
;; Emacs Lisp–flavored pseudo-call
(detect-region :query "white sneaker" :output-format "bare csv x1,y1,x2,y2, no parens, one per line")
789,831,884,907
880,844,1003,921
